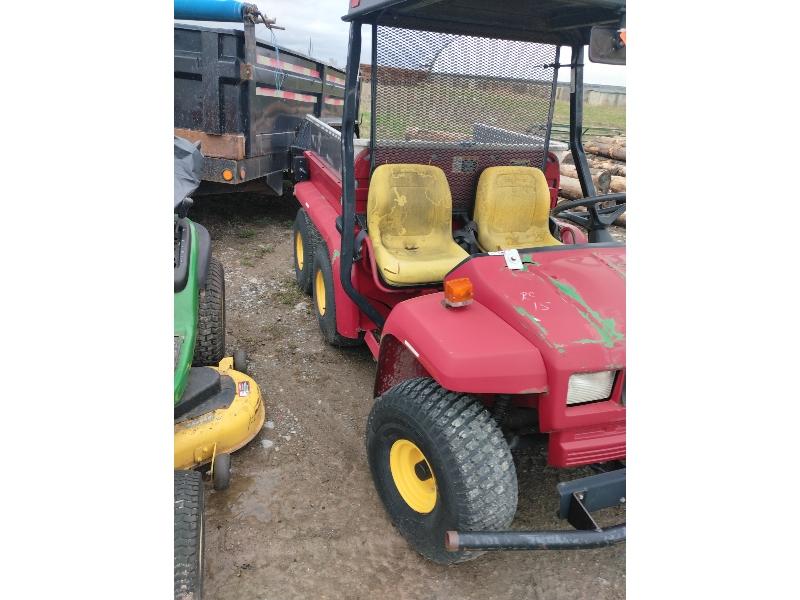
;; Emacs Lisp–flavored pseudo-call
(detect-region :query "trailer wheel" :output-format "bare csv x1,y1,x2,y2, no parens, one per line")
293,208,319,295
174,470,204,600
366,377,517,564
312,243,362,347
193,257,226,366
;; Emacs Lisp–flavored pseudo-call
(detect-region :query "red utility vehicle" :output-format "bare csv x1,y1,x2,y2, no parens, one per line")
290,0,626,563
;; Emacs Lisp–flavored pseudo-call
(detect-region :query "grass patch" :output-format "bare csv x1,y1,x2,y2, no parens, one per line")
552,100,626,132
273,277,305,307
238,244,275,270
255,244,275,258
358,85,625,138
261,321,288,339
252,216,274,227
237,228,256,239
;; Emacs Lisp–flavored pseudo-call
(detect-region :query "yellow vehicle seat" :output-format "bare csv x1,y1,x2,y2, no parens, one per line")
473,166,562,251
367,164,468,286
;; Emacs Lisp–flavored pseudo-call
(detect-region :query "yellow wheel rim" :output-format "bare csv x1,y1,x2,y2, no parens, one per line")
315,269,326,316
295,231,304,270
389,439,437,513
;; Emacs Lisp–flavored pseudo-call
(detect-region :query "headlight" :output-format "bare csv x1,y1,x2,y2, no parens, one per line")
567,371,615,405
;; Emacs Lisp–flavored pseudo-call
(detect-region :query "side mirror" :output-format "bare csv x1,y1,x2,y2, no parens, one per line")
589,25,626,65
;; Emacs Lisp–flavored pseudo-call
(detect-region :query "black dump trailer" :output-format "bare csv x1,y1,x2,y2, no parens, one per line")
174,21,347,195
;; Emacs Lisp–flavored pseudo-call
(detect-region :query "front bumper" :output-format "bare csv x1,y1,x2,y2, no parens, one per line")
549,421,626,467
446,468,625,552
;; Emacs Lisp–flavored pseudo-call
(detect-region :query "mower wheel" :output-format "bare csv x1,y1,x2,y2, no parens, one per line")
312,243,362,347
193,257,226,366
293,208,320,295
174,470,204,600
233,349,247,375
212,453,231,491
366,377,517,564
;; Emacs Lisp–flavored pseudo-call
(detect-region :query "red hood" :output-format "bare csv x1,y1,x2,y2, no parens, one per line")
450,246,626,372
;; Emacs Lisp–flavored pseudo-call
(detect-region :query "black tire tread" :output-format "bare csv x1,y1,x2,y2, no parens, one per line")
293,209,316,295
174,470,204,600
375,378,517,530
312,242,362,347
212,453,231,491
193,257,226,366
366,378,517,563
233,349,247,375
302,209,322,260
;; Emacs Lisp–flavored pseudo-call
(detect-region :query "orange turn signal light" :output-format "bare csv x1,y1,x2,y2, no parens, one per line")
444,277,473,308
222,169,234,181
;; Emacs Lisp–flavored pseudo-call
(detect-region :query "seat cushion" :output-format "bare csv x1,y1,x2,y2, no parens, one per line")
474,166,562,251
368,164,468,286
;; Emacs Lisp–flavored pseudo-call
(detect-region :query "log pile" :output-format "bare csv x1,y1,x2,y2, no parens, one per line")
558,135,626,227
584,139,626,161
559,164,611,194
587,159,625,177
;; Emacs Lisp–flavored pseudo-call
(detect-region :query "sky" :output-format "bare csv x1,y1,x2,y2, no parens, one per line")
178,0,625,86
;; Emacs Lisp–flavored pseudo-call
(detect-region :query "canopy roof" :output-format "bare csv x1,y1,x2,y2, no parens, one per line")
343,0,625,46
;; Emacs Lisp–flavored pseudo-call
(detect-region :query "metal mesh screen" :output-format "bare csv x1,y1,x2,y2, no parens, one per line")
368,27,559,211
295,115,343,174
372,27,558,156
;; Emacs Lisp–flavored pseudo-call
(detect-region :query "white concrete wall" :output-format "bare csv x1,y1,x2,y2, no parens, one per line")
555,85,626,107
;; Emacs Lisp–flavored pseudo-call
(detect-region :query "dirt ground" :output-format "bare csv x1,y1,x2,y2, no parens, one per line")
190,191,626,600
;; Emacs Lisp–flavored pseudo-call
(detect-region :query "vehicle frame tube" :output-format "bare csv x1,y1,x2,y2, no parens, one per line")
340,21,386,329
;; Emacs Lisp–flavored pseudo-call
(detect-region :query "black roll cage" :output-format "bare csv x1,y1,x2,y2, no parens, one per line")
338,9,617,331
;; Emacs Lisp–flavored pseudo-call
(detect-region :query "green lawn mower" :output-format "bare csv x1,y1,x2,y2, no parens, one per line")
173,136,266,599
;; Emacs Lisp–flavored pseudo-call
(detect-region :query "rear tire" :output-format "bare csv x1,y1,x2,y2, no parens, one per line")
312,243,362,347
293,208,320,295
175,470,204,600
193,257,226,366
366,377,517,564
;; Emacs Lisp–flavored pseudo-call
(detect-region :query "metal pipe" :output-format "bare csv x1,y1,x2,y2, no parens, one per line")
243,19,256,154
174,0,249,22
369,23,378,176
568,45,596,198
340,22,386,329
541,45,560,171
445,524,626,552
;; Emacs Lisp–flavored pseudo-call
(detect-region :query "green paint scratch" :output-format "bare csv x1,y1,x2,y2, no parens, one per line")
519,254,540,272
514,306,566,354
522,254,540,264
549,278,624,348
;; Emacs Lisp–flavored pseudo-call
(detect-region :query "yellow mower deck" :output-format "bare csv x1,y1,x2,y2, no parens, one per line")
174,357,265,470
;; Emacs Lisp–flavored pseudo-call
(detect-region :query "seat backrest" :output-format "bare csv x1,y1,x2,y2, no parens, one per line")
367,164,454,252
372,145,558,213
473,166,561,251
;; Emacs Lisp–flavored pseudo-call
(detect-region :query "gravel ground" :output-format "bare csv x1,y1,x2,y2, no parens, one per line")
189,190,626,600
